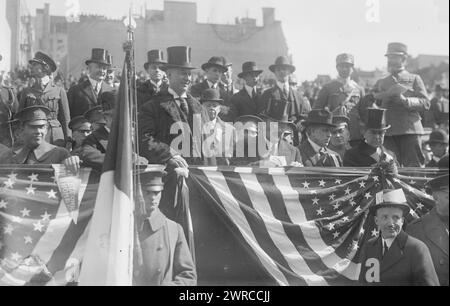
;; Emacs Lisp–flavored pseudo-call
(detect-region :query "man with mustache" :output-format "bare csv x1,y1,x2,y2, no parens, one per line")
137,50,169,108
67,48,115,118
373,43,430,167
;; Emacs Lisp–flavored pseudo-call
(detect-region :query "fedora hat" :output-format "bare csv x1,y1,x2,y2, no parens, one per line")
201,56,227,73
370,189,411,215
162,46,196,71
15,105,50,125
85,48,110,66
426,129,449,145
144,49,167,70
269,56,295,73
302,109,336,128
29,51,57,73
200,89,224,104
365,108,390,131
238,61,263,79
385,42,408,57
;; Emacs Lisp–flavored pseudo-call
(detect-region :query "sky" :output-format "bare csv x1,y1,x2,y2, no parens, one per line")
23,0,449,81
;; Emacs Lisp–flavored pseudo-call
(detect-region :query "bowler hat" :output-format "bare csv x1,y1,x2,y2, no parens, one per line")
69,116,91,131
302,109,336,128
139,164,166,192
336,53,354,66
200,89,224,104
385,42,408,56
201,56,227,73
162,46,196,70
85,48,110,66
84,106,105,124
144,49,167,70
365,108,391,131
425,174,449,193
269,56,295,73
426,129,449,145
29,51,57,73
15,105,50,125
370,189,411,215
238,61,263,79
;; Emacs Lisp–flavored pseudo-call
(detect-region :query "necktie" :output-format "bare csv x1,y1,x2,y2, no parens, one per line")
283,85,289,97
252,88,257,99
383,241,389,258
178,98,189,116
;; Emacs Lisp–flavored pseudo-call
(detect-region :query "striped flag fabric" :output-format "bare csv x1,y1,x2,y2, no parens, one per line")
77,61,134,286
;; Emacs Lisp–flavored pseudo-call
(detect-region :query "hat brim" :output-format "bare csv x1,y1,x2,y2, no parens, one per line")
142,185,164,192
369,202,410,215
269,64,296,73
302,121,337,128
235,115,264,124
29,59,57,73
85,60,111,67
144,61,167,70
161,64,196,71
385,52,407,57
367,125,391,131
201,63,227,73
26,119,48,126
237,70,263,79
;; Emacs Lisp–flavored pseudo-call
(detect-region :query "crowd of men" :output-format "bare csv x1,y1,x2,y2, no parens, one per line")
0,42,448,286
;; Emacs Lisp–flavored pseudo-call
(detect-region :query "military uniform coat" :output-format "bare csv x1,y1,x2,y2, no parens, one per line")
343,142,397,167
0,141,70,164
77,125,109,172
67,79,114,118
134,209,197,286
298,140,342,167
0,86,18,147
373,70,430,136
19,81,71,146
407,208,449,286
230,87,262,119
358,231,439,286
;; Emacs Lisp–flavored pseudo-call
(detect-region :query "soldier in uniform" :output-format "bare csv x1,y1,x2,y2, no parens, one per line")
373,42,430,167
137,50,168,108
314,53,365,146
260,56,311,124
18,52,71,148
68,116,92,155
359,189,439,286
134,165,197,286
344,108,397,167
425,129,448,167
230,61,264,118
67,48,115,118
328,115,351,160
297,109,342,167
407,174,449,286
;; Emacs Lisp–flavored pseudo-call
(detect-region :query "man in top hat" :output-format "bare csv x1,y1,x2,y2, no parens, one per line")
328,114,351,160
407,174,449,286
137,50,169,108
134,165,197,286
425,129,449,167
359,189,439,286
200,89,235,166
18,51,71,148
67,48,115,118
104,54,119,89
68,116,92,155
344,108,397,167
425,85,449,131
373,42,430,167
297,109,342,167
230,61,264,119
260,56,311,124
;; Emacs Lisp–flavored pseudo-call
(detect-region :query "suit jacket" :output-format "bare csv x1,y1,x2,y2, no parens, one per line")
259,85,311,122
19,81,71,146
78,125,109,172
298,140,342,167
67,79,114,118
407,208,449,286
134,209,197,286
373,70,430,136
276,139,302,165
190,80,234,122
230,87,262,119
138,91,208,165
0,86,18,147
343,142,397,167
424,97,449,128
0,141,70,165
359,231,439,286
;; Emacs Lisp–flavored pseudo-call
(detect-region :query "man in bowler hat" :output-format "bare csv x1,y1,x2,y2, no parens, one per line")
373,42,430,167
328,114,351,160
407,175,449,286
424,129,448,167
68,116,92,154
137,50,168,108
359,189,439,286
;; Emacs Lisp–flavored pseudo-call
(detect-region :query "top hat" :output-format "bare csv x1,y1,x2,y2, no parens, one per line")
426,129,449,145
302,109,336,128
238,61,263,79
139,164,166,192
365,108,391,131
84,106,105,124
426,174,449,194
15,105,50,125
269,56,296,73
69,116,91,131
144,49,167,70
200,89,224,104
106,54,113,66
162,46,196,71
336,53,354,66
201,56,227,73
370,189,411,215
385,42,408,56
29,51,57,73
85,48,111,66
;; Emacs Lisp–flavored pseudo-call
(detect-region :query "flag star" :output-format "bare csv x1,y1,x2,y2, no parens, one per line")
344,187,352,195
349,198,356,206
409,209,418,217
26,186,36,195
409,180,416,185
4,224,14,235
342,216,350,222
329,193,336,201
20,207,31,217
316,207,324,216
24,236,33,244
33,221,44,232
318,180,326,187
7,173,18,181
355,206,362,213
309,190,317,194
0,199,7,209
302,181,310,189
41,211,52,222
364,192,371,199
416,203,424,210
333,202,340,210
11,252,22,262
359,228,365,235
327,223,336,231
333,231,340,239
359,181,366,188
420,188,426,193
312,197,320,205
28,173,39,181
336,210,344,216
335,179,342,184
12,216,22,223
46,189,57,199
373,176,379,182
4,179,14,189
393,178,401,183
371,228,379,237
352,241,359,251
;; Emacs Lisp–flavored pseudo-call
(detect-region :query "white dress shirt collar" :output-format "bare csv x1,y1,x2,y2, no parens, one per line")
207,80,219,89
168,87,187,99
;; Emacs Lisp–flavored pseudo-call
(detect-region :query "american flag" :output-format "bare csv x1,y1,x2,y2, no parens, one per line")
0,165,98,286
